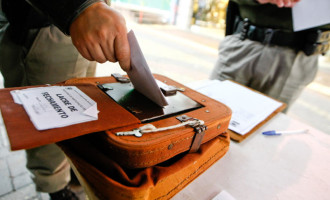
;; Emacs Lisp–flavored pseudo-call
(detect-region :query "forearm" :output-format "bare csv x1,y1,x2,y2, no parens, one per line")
25,0,104,35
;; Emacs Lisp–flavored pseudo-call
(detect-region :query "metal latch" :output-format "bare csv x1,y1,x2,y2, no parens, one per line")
111,73,130,83
176,115,207,153
160,85,185,96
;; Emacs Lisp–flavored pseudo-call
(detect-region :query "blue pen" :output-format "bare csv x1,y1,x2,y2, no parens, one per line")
262,129,309,136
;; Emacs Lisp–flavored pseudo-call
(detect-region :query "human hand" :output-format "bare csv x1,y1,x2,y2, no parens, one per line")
69,2,130,71
256,0,301,8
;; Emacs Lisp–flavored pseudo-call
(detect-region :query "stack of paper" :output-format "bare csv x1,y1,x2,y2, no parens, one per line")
11,86,99,130
187,80,282,135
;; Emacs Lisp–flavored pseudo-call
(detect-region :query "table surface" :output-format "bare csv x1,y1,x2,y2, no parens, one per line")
173,113,330,200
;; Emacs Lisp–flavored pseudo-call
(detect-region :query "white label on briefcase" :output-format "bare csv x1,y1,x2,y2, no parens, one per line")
10,86,99,130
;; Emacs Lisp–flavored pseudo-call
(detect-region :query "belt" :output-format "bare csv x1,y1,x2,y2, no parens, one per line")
234,18,330,56
234,18,300,48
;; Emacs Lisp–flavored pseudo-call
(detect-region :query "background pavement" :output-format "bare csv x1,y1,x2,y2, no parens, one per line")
0,15,329,200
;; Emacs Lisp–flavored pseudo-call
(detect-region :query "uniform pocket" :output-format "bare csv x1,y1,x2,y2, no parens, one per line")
25,25,91,85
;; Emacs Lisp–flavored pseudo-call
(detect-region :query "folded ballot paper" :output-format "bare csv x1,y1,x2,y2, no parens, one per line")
10,86,99,130
126,30,168,107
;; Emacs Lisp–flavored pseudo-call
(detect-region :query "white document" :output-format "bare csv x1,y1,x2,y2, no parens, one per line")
187,80,282,135
10,86,99,130
292,0,330,31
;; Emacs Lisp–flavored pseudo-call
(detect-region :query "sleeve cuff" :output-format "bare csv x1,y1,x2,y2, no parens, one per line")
64,0,103,35
26,0,107,35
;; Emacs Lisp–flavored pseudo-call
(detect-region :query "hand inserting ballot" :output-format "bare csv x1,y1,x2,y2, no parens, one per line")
69,2,131,71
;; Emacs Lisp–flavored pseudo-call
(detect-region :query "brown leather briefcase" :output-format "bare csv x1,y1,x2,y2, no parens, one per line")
0,74,231,199
58,132,230,200
0,74,231,169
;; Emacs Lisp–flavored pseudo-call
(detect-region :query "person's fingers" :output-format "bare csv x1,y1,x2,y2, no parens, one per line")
69,2,131,66
100,37,117,62
114,34,131,71
274,0,285,7
87,43,107,63
277,0,298,7
76,45,93,61
281,0,289,6
257,0,297,7
256,0,268,5
283,0,293,7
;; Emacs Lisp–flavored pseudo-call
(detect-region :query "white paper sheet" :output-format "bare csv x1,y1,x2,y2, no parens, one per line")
187,80,282,135
292,0,330,31
11,86,99,130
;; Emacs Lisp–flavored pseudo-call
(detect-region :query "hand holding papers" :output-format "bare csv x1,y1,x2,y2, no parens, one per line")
126,30,168,107
11,86,99,130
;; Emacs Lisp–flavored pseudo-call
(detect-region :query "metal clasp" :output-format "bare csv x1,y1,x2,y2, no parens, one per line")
160,85,185,96
111,73,130,83
239,18,250,40
176,115,207,153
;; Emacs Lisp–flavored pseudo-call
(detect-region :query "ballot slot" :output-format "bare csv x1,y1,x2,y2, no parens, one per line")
98,82,203,123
